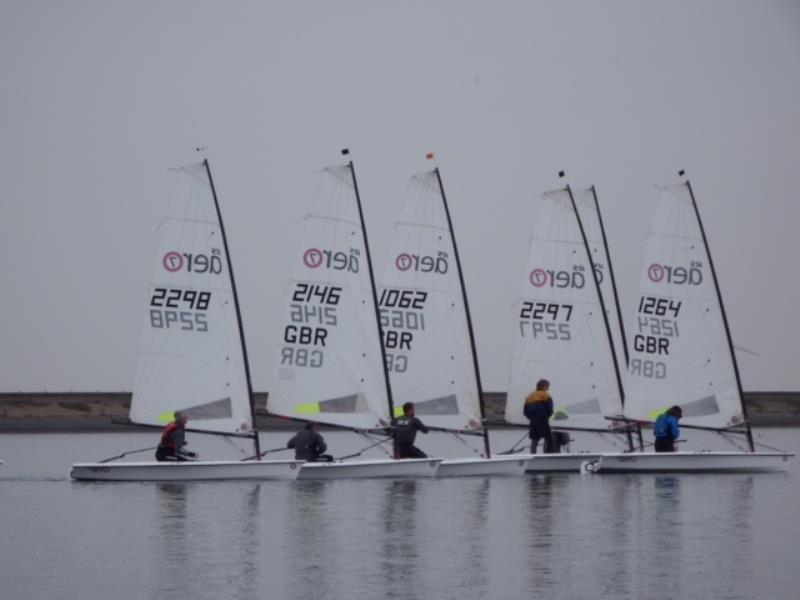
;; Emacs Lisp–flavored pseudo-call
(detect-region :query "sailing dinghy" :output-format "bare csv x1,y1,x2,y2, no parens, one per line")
504,185,635,472
380,164,527,477
583,178,792,473
266,156,440,479
71,160,302,481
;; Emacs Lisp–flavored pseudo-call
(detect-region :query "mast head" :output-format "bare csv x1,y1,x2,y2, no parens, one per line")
678,169,686,177
341,148,350,156
558,170,565,178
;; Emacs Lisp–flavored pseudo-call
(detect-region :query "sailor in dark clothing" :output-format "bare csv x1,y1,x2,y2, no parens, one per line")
287,422,333,462
155,411,198,462
653,405,682,452
524,379,555,454
393,402,430,459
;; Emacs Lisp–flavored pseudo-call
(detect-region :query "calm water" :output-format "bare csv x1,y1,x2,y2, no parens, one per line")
0,429,798,600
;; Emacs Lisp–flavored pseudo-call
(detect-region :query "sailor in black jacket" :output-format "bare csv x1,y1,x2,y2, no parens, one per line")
288,421,333,461
393,402,430,459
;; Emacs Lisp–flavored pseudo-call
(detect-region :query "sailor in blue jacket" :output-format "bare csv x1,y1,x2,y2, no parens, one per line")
653,405,682,452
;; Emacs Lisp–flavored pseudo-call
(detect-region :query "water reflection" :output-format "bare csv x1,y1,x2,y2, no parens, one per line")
380,480,421,591
281,480,338,600
587,474,646,597
649,476,683,598
689,475,755,599
237,484,261,600
3,432,796,600
153,482,262,600
595,473,757,600
653,475,682,537
460,478,490,592
378,477,492,598
523,474,563,588
154,483,190,598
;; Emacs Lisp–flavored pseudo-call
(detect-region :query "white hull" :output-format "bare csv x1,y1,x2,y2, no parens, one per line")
70,459,303,481
581,451,794,474
298,458,441,479
525,453,603,473
437,456,529,477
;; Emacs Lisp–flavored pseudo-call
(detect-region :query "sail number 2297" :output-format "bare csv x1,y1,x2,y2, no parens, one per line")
518,301,572,340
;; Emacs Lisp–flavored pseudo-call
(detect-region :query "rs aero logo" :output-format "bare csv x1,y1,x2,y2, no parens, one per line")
163,248,223,274
303,247,360,273
395,251,449,274
647,261,703,285
530,265,585,289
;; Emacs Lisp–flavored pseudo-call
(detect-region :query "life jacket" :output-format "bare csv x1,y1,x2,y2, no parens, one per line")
524,391,553,419
160,422,181,450
393,416,417,445
289,430,324,460
653,413,678,440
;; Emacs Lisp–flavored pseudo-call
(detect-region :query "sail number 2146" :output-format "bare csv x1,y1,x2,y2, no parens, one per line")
280,283,343,369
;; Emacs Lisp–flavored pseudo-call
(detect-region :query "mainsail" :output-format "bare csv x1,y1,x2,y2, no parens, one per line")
268,164,390,429
380,169,483,431
130,162,254,435
624,182,745,429
505,188,624,429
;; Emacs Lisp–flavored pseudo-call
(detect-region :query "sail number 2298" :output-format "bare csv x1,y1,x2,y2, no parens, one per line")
149,287,210,332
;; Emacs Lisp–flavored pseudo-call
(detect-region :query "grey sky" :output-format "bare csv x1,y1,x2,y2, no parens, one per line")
1,1,798,393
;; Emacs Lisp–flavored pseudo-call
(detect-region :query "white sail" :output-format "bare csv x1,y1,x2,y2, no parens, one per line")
379,170,483,430
624,182,744,428
268,165,389,429
130,162,253,434
505,188,624,429
574,187,628,368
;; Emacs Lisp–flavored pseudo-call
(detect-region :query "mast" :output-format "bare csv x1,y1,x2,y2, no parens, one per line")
565,183,633,452
433,166,492,458
684,176,754,452
203,159,261,459
589,185,640,450
345,151,398,456
590,186,630,367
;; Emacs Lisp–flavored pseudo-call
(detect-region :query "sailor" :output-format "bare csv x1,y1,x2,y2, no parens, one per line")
393,402,430,459
287,421,333,462
653,405,682,452
155,411,197,461
524,379,555,454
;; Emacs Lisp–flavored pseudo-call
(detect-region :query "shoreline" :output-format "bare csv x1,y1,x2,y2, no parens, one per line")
1,391,798,432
